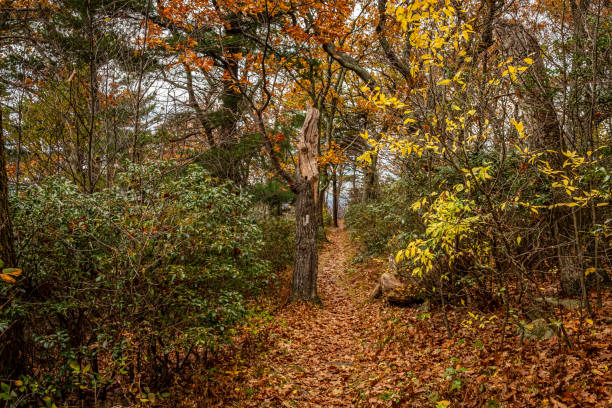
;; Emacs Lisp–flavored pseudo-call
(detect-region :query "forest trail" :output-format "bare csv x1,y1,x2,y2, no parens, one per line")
203,224,612,408
229,224,417,407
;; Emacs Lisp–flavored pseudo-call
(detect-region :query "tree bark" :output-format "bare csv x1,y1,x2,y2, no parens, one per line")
361,152,378,201
0,105,15,267
292,179,319,302
317,178,328,240
494,20,585,296
332,166,339,227
494,21,564,151
0,102,22,379
322,42,378,89
376,0,413,84
291,106,320,302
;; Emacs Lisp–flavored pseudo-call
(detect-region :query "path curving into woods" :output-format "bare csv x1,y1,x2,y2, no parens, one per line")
196,224,612,408
231,224,415,407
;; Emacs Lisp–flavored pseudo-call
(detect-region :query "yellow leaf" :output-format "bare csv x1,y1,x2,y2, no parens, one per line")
2,268,21,276
517,236,522,245
0,274,15,283
524,57,534,65
515,121,523,133
357,152,371,164
585,318,593,325
437,79,452,85
510,119,524,136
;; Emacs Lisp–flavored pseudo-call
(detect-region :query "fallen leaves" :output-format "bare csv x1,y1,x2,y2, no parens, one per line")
173,226,612,407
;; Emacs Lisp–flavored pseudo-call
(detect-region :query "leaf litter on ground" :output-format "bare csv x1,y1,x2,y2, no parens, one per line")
173,226,612,407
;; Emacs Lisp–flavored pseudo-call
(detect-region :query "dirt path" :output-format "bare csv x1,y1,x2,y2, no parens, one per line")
234,225,404,407
196,225,612,408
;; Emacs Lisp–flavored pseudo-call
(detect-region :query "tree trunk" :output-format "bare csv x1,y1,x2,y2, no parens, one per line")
291,106,320,302
0,106,15,267
0,103,22,379
292,180,319,302
361,152,378,201
495,20,585,296
317,181,328,240
332,166,339,227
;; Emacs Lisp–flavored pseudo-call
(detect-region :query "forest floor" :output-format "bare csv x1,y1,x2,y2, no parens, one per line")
179,224,612,408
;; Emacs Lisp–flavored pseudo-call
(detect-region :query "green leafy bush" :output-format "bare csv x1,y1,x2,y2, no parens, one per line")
345,179,423,256
258,216,295,272
322,206,332,228
1,162,271,405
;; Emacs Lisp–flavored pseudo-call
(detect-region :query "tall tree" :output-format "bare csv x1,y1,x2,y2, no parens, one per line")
291,106,320,301
0,105,15,268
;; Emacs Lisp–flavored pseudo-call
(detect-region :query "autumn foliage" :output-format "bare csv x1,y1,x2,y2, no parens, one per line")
0,0,610,406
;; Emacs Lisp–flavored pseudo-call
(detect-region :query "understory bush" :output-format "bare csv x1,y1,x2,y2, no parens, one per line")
258,215,295,272
323,206,332,228
347,149,611,310
345,178,424,256
0,162,271,405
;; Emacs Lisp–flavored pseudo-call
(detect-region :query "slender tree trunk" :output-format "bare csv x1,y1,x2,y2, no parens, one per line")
86,0,98,193
0,106,15,266
291,106,320,302
317,181,328,241
131,0,152,163
352,164,356,194
15,92,22,188
362,152,378,201
332,166,339,227
0,102,22,379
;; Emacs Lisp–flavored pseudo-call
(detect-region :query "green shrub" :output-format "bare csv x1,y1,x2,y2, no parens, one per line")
345,179,423,256
258,216,295,272
322,206,332,227
1,162,271,405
